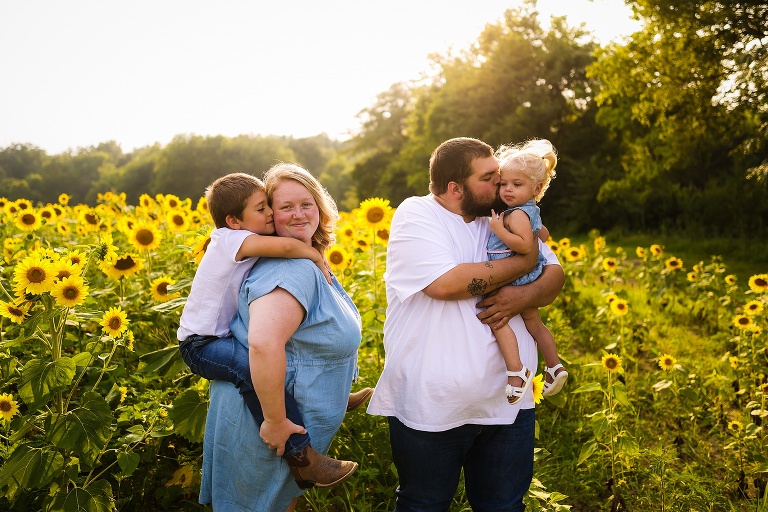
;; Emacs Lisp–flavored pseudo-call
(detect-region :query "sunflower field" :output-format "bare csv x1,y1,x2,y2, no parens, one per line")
0,192,767,511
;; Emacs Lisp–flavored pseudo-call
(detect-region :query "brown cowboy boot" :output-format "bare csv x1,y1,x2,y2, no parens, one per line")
346,387,374,412
285,445,358,489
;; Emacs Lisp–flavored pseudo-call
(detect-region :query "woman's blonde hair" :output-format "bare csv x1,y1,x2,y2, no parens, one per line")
263,163,339,252
496,139,557,202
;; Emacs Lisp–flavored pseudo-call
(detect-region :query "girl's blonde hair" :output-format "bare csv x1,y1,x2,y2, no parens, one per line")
263,162,339,252
496,139,557,202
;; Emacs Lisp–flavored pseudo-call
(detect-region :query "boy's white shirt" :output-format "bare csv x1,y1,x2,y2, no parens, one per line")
177,228,257,340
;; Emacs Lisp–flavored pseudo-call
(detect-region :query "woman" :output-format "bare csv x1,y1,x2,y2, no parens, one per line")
199,163,362,511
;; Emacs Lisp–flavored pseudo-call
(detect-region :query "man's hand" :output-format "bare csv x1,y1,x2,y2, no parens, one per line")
476,286,523,330
260,418,307,457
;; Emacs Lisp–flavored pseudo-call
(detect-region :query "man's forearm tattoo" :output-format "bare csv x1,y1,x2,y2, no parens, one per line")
467,278,488,296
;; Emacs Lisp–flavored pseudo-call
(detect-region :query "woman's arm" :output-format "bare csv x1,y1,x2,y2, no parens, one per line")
475,263,565,329
247,287,306,456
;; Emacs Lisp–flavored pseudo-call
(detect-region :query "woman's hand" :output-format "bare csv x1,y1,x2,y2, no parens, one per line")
260,418,307,457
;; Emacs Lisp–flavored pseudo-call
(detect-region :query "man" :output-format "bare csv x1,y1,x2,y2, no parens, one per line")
367,137,564,511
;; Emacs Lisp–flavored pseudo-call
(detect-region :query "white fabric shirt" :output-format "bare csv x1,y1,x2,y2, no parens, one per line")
177,228,257,340
367,195,560,432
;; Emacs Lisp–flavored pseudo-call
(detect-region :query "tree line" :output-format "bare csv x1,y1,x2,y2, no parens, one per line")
2,0,766,236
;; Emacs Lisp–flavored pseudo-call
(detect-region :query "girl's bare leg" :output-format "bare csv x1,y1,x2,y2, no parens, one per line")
521,307,563,383
285,497,299,512
493,324,523,389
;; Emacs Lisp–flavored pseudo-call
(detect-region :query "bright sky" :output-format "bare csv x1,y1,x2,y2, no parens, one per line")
0,0,639,155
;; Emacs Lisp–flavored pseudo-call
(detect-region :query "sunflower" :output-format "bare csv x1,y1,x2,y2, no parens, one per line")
593,236,606,252
558,238,571,249
166,210,190,232
729,356,740,369
687,272,697,282
375,227,390,245
39,205,57,223
196,196,209,214
0,393,20,422
748,274,768,293
53,260,81,282
4,202,19,216
77,208,101,232
15,210,42,231
118,386,128,403
602,353,622,372
150,276,179,302
64,249,88,269
727,420,743,432
102,253,144,279
356,198,392,228
605,293,618,304
56,222,72,236
564,246,585,262
732,314,754,330
15,198,33,210
139,193,156,209
545,239,559,253
610,298,629,316
96,233,119,263
602,258,618,272
337,222,356,240
658,354,677,371
191,230,212,265
0,300,30,324
327,245,351,270
725,275,737,286
531,373,544,404
163,194,182,210
130,223,162,251
650,244,663,257
635,247,646,258
664,257,683,271
101,306,129,337
13,253,56,294
51,276,89,308
744,300,764,316
58,193,70,205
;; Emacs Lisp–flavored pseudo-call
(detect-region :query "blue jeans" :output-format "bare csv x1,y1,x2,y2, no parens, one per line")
179,334,310,458
387,409,535,512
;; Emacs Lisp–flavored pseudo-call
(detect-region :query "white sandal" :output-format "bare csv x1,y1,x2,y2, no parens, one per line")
505,366,533,405
542,364,568,397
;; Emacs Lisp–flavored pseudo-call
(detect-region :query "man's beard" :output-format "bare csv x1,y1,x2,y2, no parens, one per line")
461,185,506,218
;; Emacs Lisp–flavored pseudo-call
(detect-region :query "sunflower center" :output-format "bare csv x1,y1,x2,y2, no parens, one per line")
156,283,168,295
0,401,10,412
172,215,184,226
114,256,136,270
329,252,344,265
366,207,384,224
63,287,78,300
109,317,122,330
27,267,46,283
41,211,52,219
85,213,98,225
21,214,36,225
136,229,155,245
605,359,618,369
57,270,72,280
8,307,23,317
738,317,750,325
376,229,389,241
168,199,178,208
756,278,768,287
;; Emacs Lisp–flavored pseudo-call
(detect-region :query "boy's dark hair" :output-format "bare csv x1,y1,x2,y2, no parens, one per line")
205,173,265,228
429,137,494,195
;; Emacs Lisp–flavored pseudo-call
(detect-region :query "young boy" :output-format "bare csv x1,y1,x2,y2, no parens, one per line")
178,172,371,488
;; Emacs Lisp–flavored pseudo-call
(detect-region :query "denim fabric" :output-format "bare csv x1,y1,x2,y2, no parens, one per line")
388,408,535,512
179,334,310,457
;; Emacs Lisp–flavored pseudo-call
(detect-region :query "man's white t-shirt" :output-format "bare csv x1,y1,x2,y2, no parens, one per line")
367,195,560,432
177,228,257,340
